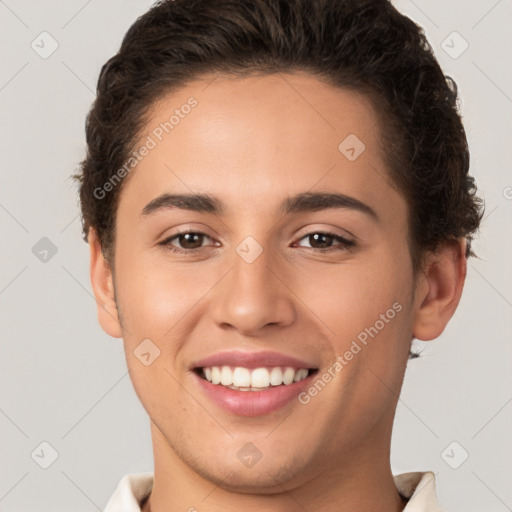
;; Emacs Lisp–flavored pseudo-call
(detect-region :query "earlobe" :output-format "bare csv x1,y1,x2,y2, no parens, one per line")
412,239,467,341
88,228,123,338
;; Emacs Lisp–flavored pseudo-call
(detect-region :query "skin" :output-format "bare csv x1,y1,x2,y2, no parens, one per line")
89,72,467,512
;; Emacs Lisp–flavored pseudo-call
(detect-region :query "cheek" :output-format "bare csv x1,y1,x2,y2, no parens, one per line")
314,248,413,381
113,256,206,415
114,251,212,332
301,251,411,339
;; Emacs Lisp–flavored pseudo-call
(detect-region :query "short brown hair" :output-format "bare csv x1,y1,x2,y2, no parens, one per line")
73,0,484,272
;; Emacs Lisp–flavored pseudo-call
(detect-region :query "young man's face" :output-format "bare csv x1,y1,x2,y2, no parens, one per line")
90,72,461,493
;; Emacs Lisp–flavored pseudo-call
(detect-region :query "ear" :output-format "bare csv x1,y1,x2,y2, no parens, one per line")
412,239,467,341
88,228,123,338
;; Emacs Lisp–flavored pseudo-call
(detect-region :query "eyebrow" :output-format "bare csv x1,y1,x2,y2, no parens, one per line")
141,192,378,220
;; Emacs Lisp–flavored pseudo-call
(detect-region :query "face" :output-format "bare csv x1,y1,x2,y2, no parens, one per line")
92,72,442,492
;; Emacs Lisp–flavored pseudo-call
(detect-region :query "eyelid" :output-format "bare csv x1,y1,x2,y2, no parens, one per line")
292,231,355,251
158,224,215,242
294,224,356,242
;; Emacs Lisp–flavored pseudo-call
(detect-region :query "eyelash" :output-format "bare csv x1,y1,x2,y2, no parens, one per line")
159,230,355,254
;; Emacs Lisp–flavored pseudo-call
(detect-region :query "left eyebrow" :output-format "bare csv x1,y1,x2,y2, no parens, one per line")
140,191,379,221
281,192,378,220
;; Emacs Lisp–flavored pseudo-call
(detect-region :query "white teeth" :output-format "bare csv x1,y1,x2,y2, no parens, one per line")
269,367,283,386
211,366,221,384
220,366,232,386
251,368,270,388
283,367,295,385
293,368,308,382
232,367,251,387
201,366,311,389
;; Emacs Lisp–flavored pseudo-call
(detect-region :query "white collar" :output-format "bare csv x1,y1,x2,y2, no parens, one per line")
103,471,441,511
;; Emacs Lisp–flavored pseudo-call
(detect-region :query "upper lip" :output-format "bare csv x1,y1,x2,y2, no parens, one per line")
191,350,319,370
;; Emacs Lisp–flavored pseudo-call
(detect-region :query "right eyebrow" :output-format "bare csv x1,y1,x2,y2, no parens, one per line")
141,193,224,217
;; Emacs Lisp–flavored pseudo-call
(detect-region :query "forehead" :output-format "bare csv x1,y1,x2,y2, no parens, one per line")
119,72,405,223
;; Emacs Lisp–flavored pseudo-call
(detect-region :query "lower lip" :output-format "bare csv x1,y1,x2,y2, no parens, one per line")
193,370,317,417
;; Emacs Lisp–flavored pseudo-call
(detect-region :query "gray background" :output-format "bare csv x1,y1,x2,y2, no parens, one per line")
1,1,511,511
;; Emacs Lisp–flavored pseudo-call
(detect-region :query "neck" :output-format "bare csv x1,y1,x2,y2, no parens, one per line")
142,420,406,512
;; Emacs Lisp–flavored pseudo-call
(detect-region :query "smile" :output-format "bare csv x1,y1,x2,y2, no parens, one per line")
197,365,315,390
193,366,319,416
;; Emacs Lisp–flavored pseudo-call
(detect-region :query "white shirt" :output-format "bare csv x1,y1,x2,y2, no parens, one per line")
103,471,443,511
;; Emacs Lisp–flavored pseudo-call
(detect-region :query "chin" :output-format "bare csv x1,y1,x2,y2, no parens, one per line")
188,449,311,494
205,465,299,494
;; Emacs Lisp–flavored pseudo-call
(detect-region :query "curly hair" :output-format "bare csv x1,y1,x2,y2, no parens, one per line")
73,0,484,273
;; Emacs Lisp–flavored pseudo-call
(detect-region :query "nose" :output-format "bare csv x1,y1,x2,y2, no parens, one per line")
210,246,297,336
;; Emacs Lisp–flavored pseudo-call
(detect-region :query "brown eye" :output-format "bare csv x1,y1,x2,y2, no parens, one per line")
307,233,334,249
296,231,355,252
160,231,213,253
175,232,205,249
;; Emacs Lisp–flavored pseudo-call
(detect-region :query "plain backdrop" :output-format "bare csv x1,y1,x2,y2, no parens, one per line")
1,1,511,511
